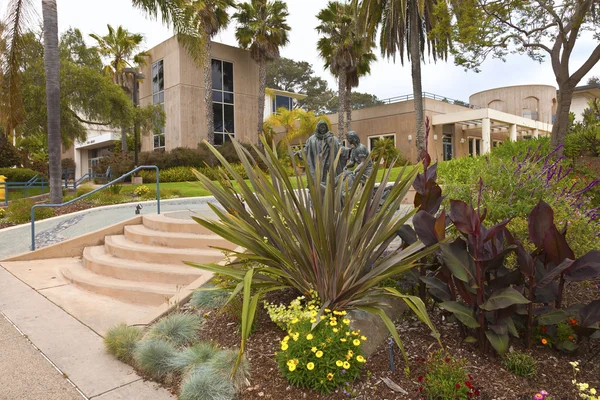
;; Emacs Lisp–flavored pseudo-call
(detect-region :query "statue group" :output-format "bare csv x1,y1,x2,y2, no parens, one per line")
298,120,373,187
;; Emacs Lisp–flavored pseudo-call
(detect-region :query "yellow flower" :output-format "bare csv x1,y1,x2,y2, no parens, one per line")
292,333,299,341
353,339,361,346
590,389,597,395
320,315,326,320
332,328,339,333
356,355,366,363
340,338,347,342
290,317,299,324
310,318,317,323
327,372,334,381
288,364,296,372
347,350,354,357
306,334,314,340
316,350,324,358
283,336,289,342
324,308,331,313
307,362,315,370
352,331,359,336
343,319,350,325
345,332,350,336
311,347,317,352
310,310,317,317
333,310,342,315
281,343,288,351
336,360,343,367
343,361,350,369
330,320,337,326
341,311,347,316
360,336,367,341
308,305,315,310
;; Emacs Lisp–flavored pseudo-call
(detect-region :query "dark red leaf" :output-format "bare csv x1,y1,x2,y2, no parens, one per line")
565,251,600,282
434,211,446,241
579,300,600,328
450,200,476,234
516,240,534,276
537,259,574,288
542,225,575,265
413,211,439,246
528,200,554,248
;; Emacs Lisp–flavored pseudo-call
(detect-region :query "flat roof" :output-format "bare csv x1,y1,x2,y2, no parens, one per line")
431,108,553,133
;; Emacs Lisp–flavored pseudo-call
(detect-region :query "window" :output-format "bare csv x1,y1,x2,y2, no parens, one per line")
368,134,396,151
152,60,165,150
492,140,502,148
443,134,453,161
212,59,234,145
468,137,481,157
272,95,293,113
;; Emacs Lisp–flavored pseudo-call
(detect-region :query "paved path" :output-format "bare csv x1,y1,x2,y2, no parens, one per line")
0,197,219,260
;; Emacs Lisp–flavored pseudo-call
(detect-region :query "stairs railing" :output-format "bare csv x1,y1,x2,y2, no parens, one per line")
30,165,160,251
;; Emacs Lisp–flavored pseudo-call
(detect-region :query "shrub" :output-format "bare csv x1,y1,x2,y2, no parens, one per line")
108,183,123,195
179,365,235,400
419,350,480,399
61,158,76,170
95,150,134,179
0,135,20,168
208,349,250,391
370,137,403,166
264,292,320,331
190,286,229,309
275,309,367,394
0,167,40,182
0,208,6,219
104,324,141,363
502,351,537,377
146,313,202,347
7,198,54,224
134,185,151,196
75,182,95,197
133,339,178,380
169,342,220,373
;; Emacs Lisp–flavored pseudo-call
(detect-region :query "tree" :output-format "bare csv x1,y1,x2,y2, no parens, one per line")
90,25,148,151
356,0,451,158
588,76,600,86
0,133,20,167
263,107,331,147
446,0,600,156
327,91,383,112
234,0,290,142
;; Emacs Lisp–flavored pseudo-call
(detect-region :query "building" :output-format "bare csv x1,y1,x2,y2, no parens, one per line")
570,83,600,122
264,88,307,118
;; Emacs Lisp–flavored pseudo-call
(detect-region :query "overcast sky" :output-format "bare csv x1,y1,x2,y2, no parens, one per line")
4,0,599,102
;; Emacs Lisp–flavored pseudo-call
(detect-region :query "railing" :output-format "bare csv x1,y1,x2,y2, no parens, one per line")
63,167,112,191
30,165,160,251
2,175,48,207
378,92,483,109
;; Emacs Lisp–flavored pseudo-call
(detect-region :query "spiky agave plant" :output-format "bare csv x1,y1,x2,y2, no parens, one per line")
188,136,441,372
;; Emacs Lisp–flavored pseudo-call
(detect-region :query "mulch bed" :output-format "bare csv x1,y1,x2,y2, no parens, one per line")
191,282,600,400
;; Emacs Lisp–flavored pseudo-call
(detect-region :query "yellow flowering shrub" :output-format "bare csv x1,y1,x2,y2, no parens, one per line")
571,361,598,400
134,185,151,196
264,292,320,330
275,308,367,393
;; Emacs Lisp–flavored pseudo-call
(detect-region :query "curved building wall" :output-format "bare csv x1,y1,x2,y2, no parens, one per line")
469,85,557,124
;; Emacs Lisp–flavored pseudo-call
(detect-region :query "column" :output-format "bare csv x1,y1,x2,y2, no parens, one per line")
533,127,539,138
509,124,517,142
482,118,491,154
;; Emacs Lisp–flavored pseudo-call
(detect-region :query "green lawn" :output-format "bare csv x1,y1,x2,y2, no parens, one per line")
5,187,47,201
119,164,418,199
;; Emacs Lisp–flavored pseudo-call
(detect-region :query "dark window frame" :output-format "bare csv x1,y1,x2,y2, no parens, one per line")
212,59,235,145
152,60,165,150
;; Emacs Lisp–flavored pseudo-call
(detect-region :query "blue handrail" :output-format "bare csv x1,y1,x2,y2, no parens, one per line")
3,175,48,206
30,165,160,251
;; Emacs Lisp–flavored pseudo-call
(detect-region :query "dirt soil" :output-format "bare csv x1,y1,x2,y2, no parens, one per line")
192,283,600,400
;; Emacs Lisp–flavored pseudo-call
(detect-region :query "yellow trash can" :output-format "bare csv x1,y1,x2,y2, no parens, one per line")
0,175,6,202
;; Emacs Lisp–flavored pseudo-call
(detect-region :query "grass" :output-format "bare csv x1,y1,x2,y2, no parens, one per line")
169,342,221,373
5,187,47,201
145,313,203,347
208,349,250,391
179,365,236,400
104,324,142,364
190,286,230,309
502,351,537,377
134,339,179,380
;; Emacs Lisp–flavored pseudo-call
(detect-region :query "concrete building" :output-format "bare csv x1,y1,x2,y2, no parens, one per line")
570,83,600,122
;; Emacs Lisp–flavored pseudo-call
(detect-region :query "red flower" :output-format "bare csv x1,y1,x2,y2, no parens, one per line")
418,387,423,392
468,374,473,381
570,319,578,326
456,383,461,389
445,357,451,363
475,389,481,396
465,381,473,388
541,326,547,332
418,376,424,382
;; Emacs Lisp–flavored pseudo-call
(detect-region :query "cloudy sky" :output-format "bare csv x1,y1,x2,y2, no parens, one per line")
5,0,600,102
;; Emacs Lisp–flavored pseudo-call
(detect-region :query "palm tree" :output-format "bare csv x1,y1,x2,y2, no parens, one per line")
316,2,374,139
90,25,148,151
234,0,290,142
356,0,451,158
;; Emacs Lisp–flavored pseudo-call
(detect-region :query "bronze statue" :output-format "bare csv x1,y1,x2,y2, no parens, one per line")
298,120,344,183
340,131,373,187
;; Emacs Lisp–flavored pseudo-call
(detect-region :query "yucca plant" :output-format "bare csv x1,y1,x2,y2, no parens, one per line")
188,136,441,372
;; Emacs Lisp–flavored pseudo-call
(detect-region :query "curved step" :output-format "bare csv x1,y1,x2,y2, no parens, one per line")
61,262,179,306
123,225,236,250
83,246,205,285
143,213,214,235
104,235,226,265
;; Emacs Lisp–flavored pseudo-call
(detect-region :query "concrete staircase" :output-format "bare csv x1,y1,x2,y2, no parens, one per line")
60,213,234,307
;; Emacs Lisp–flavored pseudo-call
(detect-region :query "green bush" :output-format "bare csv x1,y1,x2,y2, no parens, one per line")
108,183,123,195
7,199,55,224
502,351,537,377
264,293,320,331
134,185,151,196
0,135,20,168
95,150,134,179
0,208,6,219
104,324,141,363
75,182,95,197
0,168,41,182
419,350,479,399
208,349,250,391
140,164,249,184
179,365,235,400
146,313,202,347
61,158,76,170
169,342,220,373
490,136,550,160
133,339,178,380
190,286,229,309
275,309,366,394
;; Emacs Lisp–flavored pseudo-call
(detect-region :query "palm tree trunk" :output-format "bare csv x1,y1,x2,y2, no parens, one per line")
337,69,346,140
257,59,267,145
121,125,127,151
410,1,425,160
42,0,62,204
345,80,352,135
203,36,214,145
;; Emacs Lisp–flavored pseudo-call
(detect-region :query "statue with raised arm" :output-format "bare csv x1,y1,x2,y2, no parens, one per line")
297,120,344,184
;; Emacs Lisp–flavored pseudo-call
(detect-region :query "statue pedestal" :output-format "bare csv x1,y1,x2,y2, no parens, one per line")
132,177,143,185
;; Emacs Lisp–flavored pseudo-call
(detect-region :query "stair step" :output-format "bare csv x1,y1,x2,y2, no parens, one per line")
104,235,225,265
123,224,236,250
61,261,179,306
142,213,214,235
83,246,205,285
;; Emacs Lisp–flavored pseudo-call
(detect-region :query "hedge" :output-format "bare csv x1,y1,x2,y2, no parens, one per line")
0,168,43,182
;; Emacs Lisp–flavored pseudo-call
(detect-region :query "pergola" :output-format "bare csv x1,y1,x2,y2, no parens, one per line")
431,108,553,154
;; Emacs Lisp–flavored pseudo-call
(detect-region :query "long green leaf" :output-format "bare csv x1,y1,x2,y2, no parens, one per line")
439,301,480,328
357,305,408,368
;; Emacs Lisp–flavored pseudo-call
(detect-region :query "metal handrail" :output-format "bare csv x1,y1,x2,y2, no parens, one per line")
30,165,160,250
378,91,482,109
3,175,48,206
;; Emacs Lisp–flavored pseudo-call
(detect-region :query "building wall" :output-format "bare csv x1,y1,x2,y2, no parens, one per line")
139,37,260,151
571,94,592,122
469,85,557,124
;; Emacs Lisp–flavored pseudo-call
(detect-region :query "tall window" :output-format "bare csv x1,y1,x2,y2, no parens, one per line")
212,59,234,145
272,95,292,113
368,134,396,151
468,137,481,157
443,134,453,161
152,60,165,150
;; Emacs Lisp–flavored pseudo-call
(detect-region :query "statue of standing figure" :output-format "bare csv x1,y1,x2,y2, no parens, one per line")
298,120,344,184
